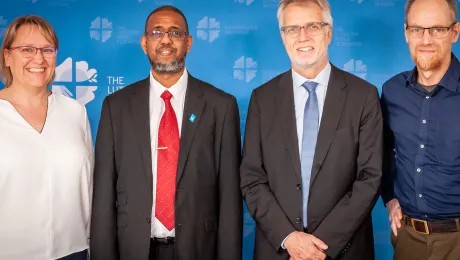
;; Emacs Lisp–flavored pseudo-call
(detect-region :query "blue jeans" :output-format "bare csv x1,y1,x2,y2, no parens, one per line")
57,249,88,260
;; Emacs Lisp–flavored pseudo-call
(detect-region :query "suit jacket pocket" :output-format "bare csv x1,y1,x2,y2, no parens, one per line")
205,216,217,231
117,213,127,227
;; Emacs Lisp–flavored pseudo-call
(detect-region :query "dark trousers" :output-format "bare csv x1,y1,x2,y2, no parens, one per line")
391,224,460,260
56,249,88,260
149,239,175,260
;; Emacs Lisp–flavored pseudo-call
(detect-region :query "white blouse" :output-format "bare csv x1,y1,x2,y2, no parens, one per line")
0,93,94,260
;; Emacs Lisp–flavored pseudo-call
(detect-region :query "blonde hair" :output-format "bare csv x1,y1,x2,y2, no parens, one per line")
0,15,59,87
277,0,333,28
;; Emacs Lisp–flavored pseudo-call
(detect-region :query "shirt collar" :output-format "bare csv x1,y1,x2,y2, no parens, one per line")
292,62,331,89
406,52,460,93
150,68,188,99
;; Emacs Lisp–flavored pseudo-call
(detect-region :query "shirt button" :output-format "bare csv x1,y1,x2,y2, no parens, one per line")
422,119,427,124
419,194,423,198
426,96,430,99
417,168,421,172
420,144,425,149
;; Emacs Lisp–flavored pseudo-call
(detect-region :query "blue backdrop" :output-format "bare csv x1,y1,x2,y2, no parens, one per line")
2,0,459,259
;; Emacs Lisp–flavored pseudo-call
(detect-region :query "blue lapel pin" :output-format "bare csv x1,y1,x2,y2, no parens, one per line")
189,114,196,123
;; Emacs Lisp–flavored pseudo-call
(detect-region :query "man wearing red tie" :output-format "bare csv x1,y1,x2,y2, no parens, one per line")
90,5,243,260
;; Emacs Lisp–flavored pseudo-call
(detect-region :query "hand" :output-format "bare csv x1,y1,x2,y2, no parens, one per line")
386,198,403,236
284,231,328,260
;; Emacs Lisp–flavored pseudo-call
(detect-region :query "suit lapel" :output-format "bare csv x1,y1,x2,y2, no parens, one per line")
176,74,205,184
310,64,347,185
130,77,153,192
277,70,302,182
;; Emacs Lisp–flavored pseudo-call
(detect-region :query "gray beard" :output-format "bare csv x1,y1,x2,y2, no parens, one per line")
150,58,185,74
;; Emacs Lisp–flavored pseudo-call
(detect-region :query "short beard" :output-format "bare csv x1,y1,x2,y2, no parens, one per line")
415,54,442,71
293,50,326,69
149,56,186,74
413,44,442,71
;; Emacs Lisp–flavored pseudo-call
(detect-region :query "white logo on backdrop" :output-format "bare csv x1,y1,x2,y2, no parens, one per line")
197,17,220,43
235,0,255,5
344,59,367,80
233,56,258,83
52,58,98,105
90,17,113,43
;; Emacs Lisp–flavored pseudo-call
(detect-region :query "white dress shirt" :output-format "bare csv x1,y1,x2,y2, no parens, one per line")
292,62,332,155
149,69,188,238
0,93,94,260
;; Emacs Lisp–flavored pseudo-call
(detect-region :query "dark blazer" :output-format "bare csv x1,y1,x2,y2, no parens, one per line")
90,74,243,260
240,64,382,260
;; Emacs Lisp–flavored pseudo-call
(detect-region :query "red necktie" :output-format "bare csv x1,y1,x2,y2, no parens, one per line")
155,90,179,231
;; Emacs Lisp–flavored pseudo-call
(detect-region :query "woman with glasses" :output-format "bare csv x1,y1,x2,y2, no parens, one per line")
0,15,93,260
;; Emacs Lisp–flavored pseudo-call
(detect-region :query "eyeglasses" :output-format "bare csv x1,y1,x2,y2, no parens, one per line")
406,22,457,39
145,30,189,40
281,22,330,38
8,46,57,58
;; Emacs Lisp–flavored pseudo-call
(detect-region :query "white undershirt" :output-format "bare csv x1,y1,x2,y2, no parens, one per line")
149,69,188,238
0,93,94,260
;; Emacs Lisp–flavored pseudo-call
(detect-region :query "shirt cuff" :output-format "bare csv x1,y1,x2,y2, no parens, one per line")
382,191,395,206
281,231,296,249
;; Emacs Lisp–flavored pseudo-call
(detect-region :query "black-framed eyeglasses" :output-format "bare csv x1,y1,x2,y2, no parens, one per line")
406,22,457,39
8,46,57,58
145,30,189,40
281,22,330,38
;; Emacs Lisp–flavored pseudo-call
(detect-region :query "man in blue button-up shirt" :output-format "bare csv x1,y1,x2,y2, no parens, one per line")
381,0,460,259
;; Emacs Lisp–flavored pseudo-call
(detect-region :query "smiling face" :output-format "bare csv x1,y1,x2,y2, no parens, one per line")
280,2,332,76
141,10,192,74
405,0,459,71
3,23,57,90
